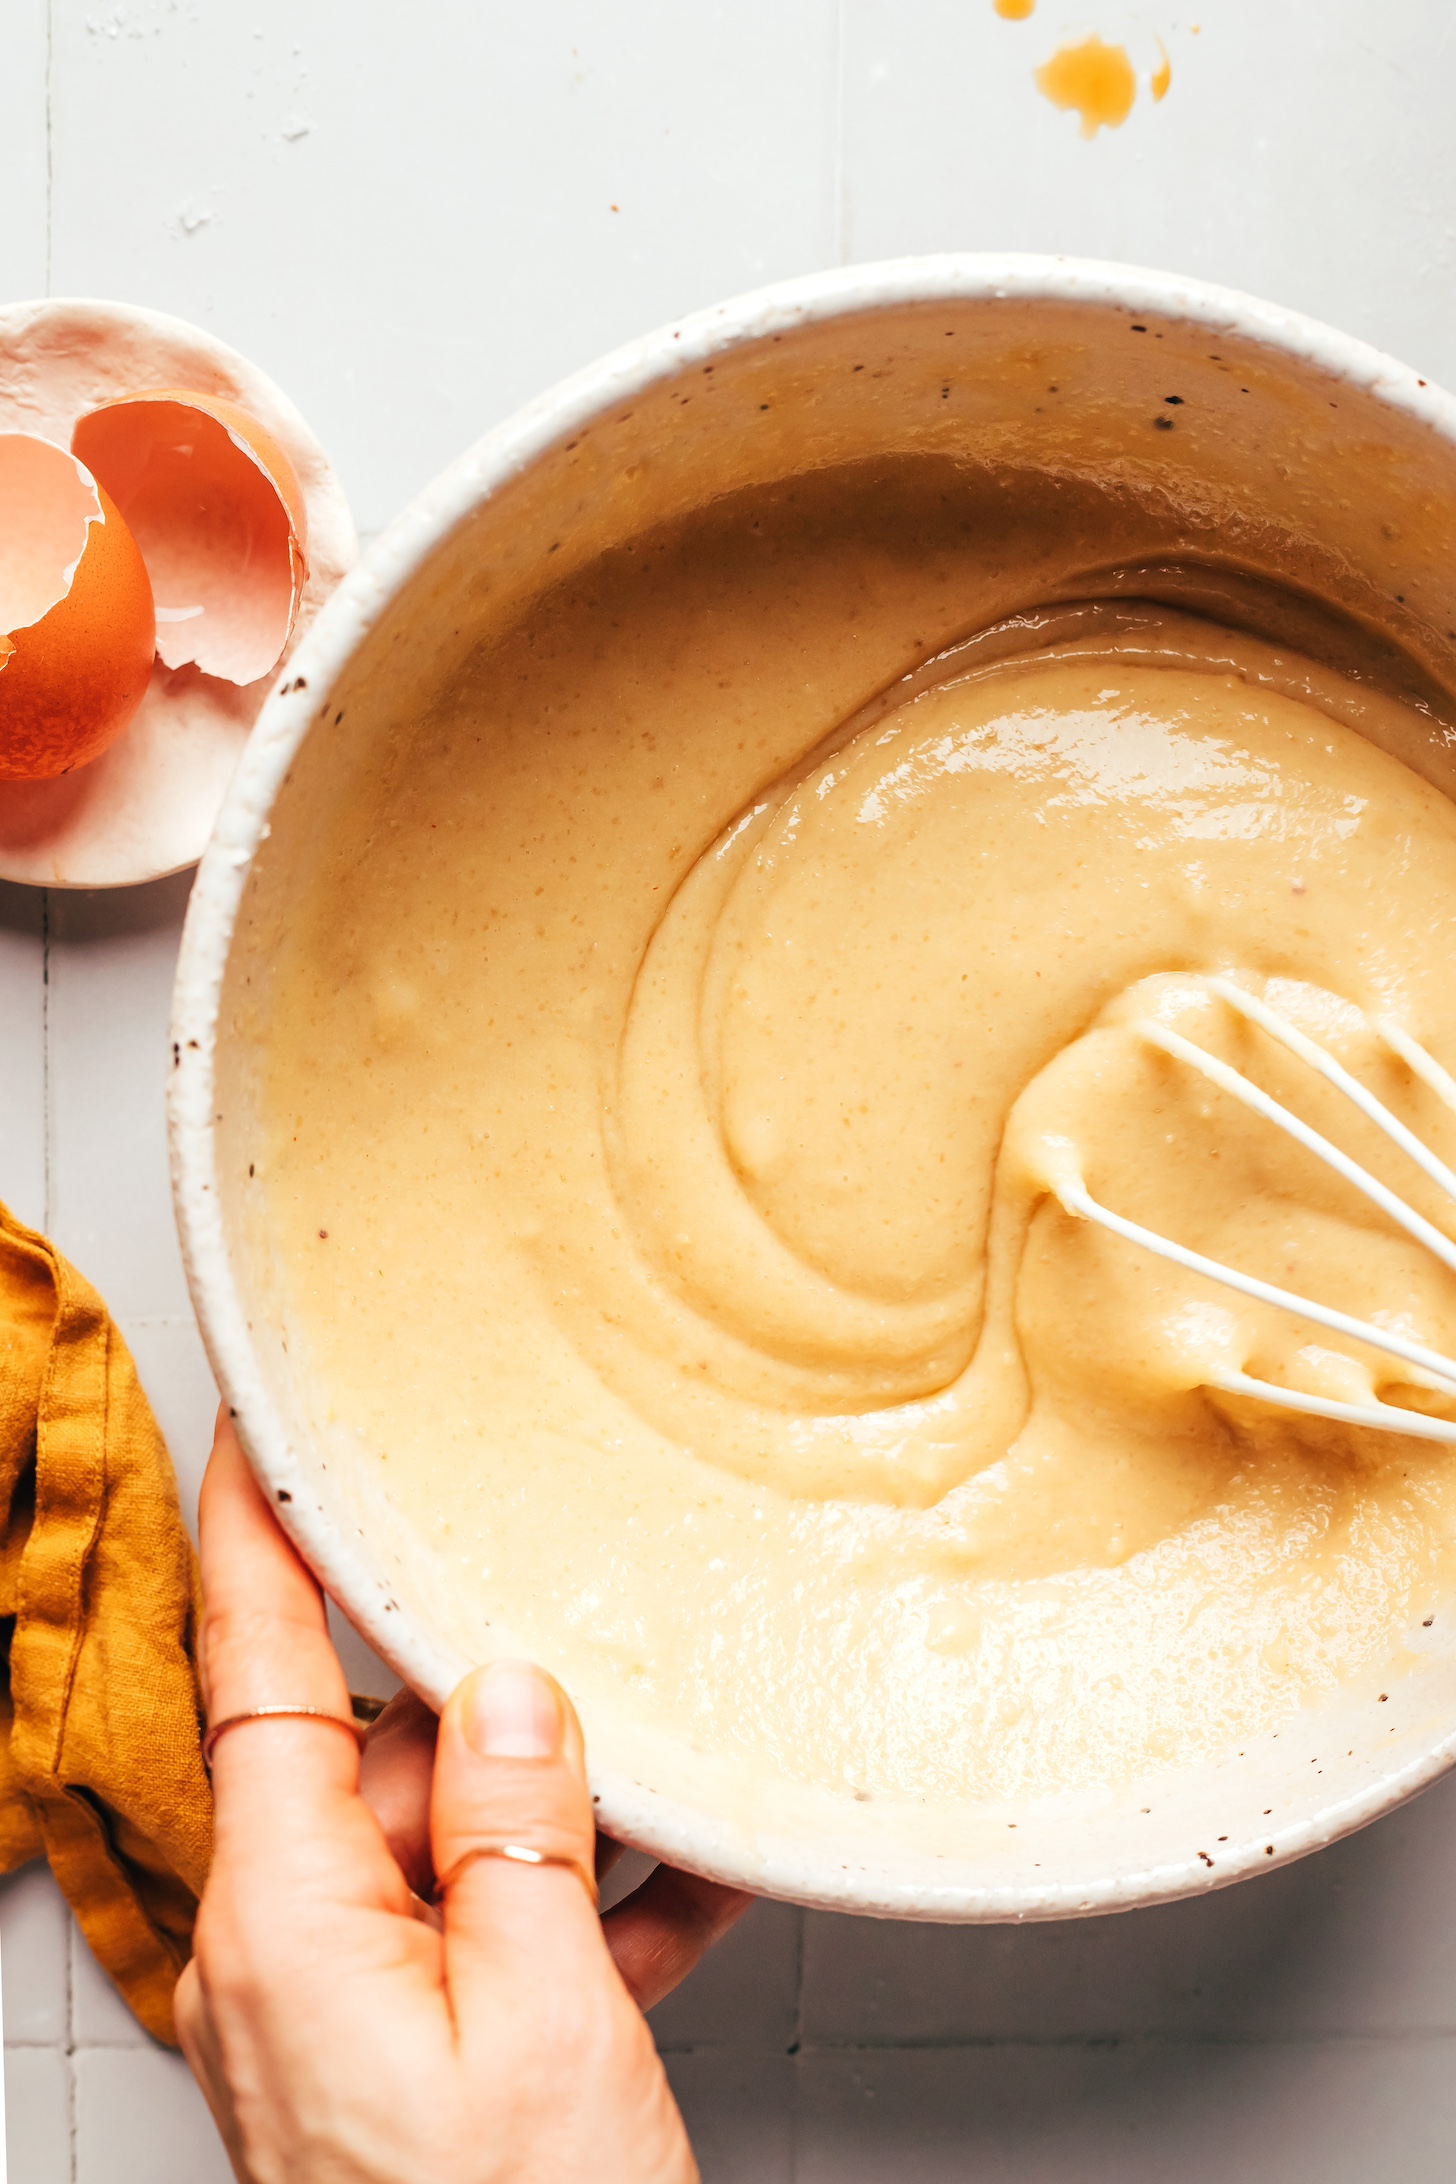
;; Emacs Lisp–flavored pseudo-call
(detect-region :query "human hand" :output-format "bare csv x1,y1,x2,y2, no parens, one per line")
177,1411,750,2183
359,1691,750,2014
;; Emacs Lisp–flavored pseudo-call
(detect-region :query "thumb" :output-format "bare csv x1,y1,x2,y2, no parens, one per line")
432,1661,604,2037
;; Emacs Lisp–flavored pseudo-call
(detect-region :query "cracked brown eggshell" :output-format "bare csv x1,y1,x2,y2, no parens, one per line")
0,298,354,887
0,434,156,780
72,388,309,687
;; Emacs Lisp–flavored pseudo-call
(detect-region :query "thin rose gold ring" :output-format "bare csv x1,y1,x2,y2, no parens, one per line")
433,1842,599,1909
203,1703,375,1772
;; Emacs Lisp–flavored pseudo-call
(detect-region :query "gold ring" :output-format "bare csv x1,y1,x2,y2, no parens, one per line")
433,1842,599,1909
203,1703,372,1771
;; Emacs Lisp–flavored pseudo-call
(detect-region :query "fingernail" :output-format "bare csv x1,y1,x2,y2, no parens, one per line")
465,1660,563,1759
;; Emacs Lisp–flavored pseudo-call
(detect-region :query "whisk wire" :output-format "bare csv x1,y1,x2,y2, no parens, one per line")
1056,1172,1456,1394
1208,1367,1456,1445
1138,1019,1456,1277
1208,976,1456,1209
1056,981,1456,1445
1376,1016,1456,1120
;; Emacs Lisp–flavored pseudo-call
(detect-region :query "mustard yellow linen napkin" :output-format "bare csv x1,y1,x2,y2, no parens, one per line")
0,1199,210,2046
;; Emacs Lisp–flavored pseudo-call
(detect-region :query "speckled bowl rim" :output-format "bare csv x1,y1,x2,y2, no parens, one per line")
170,254,1456,1921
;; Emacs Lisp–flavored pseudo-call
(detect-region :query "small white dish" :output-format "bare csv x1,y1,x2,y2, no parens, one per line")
0,298,354,889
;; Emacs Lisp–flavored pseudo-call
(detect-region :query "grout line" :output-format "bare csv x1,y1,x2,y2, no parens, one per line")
788,1908,805,2178
63,2041,154,2053
43,0,53,294
0,2039,174,2051
64,1921,76,2184
40,891,51,1236
0,1926,7,2184
654,2028,1456,2055
64,2050,76,2184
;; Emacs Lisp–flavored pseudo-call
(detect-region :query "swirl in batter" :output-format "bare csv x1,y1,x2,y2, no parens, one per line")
264,473,1456,1805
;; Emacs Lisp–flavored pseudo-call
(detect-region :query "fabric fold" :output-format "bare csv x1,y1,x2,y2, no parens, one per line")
0,1200,210,2046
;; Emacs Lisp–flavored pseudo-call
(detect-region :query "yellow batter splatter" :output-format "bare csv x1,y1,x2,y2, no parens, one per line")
1151,38,1172,100
993,0,1035,18
1035,33,1137,136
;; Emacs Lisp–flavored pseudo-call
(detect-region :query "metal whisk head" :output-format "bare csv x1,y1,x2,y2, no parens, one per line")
1057,976,1456,1444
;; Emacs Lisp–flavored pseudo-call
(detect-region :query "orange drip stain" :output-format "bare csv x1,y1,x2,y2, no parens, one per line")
1034,34,1137,136
1151,39,1172,101
993,0,1035,18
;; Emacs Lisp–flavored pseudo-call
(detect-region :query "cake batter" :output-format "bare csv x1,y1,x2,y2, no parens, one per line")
259,465,1456,1806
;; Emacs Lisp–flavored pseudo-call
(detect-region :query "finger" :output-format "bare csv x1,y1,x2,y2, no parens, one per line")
199,1408,350,1726
173,1961,251,2183
200,1412,397,1905
358,1702,633,1919
431,1661,604,2039
359,1691,438,1899
603,1868,753,2013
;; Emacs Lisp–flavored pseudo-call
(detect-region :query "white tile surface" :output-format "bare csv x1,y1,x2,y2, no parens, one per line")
0,0,49,303
663,2052,794,2184
803,1767,1456,2045
73,2048,232,2184
69,1919,151,2053
841,0,1456,390
115,1315,219,1539
0,1867,69,2047
796,2038,1456,2184
652,1901,802,2053
5,2047,73,2184
46,877,194,1320
47,0,839,537
0,884,45,1234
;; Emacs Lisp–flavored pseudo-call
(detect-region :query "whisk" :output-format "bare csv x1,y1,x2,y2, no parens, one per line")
1057,976,1456,1444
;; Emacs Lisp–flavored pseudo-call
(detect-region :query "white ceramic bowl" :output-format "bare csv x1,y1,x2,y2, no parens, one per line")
171,255,1456,1922
0,299,354,889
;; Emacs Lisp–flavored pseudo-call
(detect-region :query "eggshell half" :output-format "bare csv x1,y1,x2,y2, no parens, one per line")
72,389,308,686
0,300,354,887
0,434,156,780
